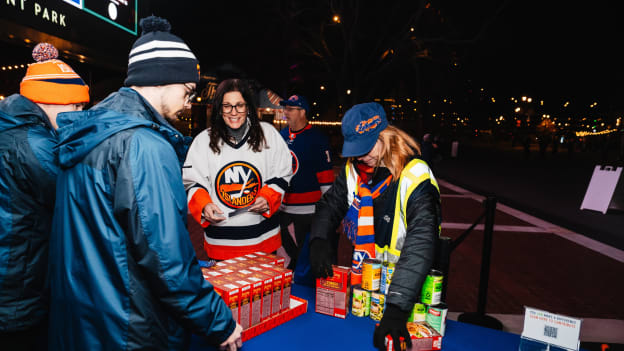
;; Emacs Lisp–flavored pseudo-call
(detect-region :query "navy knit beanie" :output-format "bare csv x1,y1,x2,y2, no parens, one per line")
124,16,199,87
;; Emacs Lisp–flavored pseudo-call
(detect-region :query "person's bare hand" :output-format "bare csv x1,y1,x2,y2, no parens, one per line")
219,323,243,351
248,196,269,214
202,203,226,223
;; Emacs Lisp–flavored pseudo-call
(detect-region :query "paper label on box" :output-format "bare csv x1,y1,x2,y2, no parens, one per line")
521,307,581,350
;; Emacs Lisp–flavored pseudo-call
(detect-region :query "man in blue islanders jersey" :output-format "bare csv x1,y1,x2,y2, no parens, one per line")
279,95,334,270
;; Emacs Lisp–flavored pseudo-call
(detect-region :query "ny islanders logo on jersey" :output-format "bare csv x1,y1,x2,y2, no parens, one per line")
215,161,262,208
290,150,299,175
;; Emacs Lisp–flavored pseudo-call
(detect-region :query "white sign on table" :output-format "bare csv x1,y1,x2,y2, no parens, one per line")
520,307,582,351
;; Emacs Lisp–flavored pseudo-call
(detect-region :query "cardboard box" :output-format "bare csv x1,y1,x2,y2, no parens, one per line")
246,267,274,320
260,253,285,267
249,255,275,265
315,265,350,319
241,274,265,326
385,322,442,351
262,265,292,312
201,267,222,280
208,277,240,324
225,274,253,330
259,264,284,316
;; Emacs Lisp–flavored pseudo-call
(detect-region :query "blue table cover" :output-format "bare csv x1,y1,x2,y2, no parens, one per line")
191,284,585,351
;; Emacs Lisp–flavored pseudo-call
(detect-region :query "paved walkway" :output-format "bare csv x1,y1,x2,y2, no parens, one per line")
433,142,624,250
436,179,624,346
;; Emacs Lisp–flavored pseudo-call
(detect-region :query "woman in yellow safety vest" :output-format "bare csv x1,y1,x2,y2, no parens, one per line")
309,102,441,351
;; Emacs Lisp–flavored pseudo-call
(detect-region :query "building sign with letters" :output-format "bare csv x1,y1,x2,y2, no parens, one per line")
62,0,137,35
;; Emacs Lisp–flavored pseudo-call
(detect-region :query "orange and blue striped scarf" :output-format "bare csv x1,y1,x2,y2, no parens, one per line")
342,163,392,285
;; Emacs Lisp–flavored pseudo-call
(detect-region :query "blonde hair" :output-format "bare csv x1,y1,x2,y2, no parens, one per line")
377,126,421,179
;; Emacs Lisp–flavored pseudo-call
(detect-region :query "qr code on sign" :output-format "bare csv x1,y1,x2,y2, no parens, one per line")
544,325,558,338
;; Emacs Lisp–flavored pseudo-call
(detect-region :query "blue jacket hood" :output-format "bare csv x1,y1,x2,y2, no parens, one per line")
55,88,190,168
0,94,52,133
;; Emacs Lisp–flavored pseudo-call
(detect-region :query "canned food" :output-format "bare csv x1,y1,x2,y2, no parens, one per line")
380,262,395,294
351,285,371,317
426,303,448,336
370,291,385,321
408,303,427,322
362,259,381,291
420,269,443,305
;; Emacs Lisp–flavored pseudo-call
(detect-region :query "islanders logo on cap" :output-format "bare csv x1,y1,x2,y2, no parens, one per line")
355,115,382,134
215,161,262,208
288,95,299,102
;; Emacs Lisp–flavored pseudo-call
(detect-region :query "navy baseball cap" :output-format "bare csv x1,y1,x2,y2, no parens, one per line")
341,102,388,157
279,95,310,113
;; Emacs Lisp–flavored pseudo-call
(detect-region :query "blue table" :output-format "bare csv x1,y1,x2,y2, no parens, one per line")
190,284,578,351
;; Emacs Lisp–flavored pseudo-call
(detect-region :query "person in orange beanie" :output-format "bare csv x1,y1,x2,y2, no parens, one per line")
0,42,89,350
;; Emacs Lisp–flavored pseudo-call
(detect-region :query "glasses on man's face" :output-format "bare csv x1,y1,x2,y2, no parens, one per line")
222,103,248,114
184,83,197,104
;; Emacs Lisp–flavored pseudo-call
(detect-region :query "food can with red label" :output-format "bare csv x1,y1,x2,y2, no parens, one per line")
426,303,448,336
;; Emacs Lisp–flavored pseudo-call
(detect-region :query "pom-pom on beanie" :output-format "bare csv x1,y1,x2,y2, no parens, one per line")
124,16,199,87
20,42,90,105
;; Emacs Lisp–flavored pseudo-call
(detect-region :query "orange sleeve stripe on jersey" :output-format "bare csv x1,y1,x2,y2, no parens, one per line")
189,188,212,228
257,185,283,218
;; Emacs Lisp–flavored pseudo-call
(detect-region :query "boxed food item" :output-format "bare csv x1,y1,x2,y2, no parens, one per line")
217,267,236,276
246,266,275,319
249,255,275,265
208,277,240,324
260,253,285,267
240,274,264,326
200,267,222,280
315,265,350,319
385,322,442,351
262,265,293,312
258,263,284,316
224,274,253,330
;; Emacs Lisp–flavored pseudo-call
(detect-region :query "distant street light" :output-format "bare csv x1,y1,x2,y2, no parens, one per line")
346,89,351,95
332,15,341,23
320,85,325,91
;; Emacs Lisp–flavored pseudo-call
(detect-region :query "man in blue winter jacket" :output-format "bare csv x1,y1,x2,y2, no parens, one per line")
0,42,89,351
47,16,242,351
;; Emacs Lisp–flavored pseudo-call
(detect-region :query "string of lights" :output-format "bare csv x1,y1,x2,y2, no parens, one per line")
1,63,31,71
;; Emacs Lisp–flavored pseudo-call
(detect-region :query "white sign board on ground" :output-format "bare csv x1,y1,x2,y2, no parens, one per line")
580,166,622,214
520,307,581,351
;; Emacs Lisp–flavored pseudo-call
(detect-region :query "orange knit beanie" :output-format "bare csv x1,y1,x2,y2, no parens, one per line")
20,43,90,105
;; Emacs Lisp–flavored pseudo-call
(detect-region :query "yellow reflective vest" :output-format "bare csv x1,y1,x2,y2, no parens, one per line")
345,158,440,264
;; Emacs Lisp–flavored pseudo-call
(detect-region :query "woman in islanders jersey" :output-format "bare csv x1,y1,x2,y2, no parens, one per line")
183,79,292,259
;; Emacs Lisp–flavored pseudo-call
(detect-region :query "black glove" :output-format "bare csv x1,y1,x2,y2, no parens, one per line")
373,303,411,351
309,239,333,278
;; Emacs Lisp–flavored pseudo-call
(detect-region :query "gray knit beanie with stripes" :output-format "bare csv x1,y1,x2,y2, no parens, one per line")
124,16,199,87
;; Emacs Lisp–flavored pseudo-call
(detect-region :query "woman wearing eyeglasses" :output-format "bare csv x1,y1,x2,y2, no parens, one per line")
182,78,293,260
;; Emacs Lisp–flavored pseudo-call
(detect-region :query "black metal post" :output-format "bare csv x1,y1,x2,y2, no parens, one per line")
477,197,496,314
458,196,503,330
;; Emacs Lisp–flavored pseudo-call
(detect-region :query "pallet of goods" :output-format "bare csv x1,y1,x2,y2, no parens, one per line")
199,252,307,341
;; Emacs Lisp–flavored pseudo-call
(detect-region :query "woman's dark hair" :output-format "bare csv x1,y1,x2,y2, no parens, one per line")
209,78,266,154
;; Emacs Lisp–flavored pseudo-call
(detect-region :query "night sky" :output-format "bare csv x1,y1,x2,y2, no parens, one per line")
144,0,622,107
2,1,622,109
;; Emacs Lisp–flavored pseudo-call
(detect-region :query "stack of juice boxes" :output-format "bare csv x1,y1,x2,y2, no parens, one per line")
200,252,302,336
